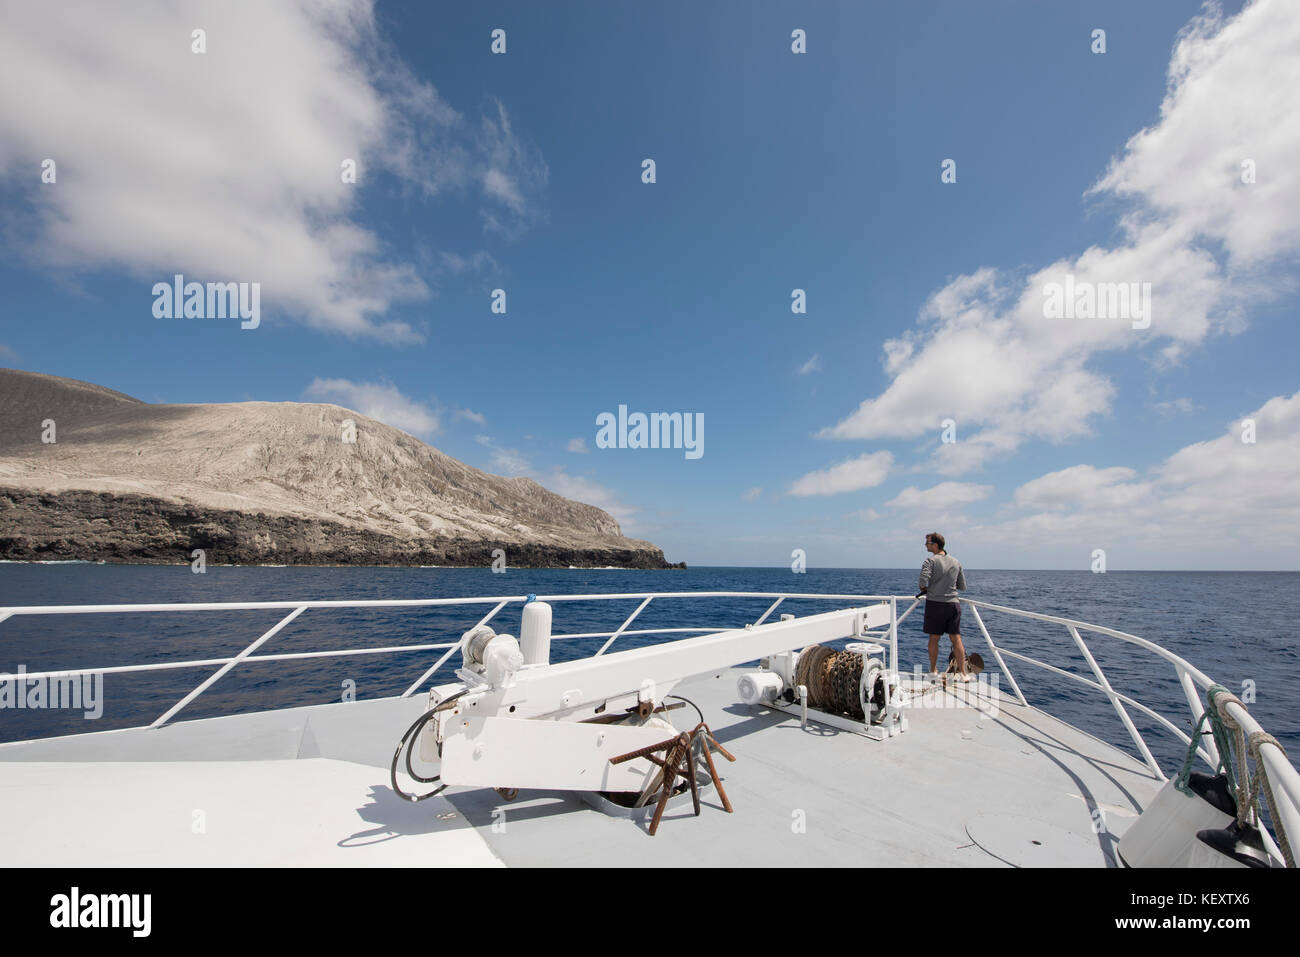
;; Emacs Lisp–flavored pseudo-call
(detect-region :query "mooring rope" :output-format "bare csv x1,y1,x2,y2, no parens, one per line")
1173,708,1213,793
1246,731,1294,869
1174,683,1237,797
1191,684,1295,868
1208,685,1251,824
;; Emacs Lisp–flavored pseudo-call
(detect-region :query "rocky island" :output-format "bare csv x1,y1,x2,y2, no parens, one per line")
0,369,684,569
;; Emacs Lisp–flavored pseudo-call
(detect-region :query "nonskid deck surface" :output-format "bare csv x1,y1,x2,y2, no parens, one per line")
0,668,1161,867
0,757,502,867
445,670,1161,866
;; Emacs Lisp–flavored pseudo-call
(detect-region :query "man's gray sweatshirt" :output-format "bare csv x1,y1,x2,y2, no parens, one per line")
919,553,966,602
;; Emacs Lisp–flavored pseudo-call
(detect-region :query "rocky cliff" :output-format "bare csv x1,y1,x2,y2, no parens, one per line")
0,369,683,568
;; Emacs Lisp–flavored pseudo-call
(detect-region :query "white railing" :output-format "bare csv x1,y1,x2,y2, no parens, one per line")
961,597,1300,859
2,589,1297,854
0,591,897,729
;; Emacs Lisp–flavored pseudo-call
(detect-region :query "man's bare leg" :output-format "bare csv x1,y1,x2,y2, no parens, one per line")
951,633,969,676
928,634,940,674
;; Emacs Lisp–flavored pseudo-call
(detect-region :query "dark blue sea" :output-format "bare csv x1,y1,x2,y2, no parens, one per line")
1,565,1297,778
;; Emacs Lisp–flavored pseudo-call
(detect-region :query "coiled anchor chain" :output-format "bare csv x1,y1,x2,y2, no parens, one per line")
795,644,866,718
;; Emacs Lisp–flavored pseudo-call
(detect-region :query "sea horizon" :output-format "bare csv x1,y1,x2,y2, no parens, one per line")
4,561,1299,574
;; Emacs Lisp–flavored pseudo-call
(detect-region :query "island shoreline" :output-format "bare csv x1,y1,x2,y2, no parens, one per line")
0,487,686,570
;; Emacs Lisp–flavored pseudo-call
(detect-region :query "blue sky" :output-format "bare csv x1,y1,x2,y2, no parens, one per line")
2,0,1299,569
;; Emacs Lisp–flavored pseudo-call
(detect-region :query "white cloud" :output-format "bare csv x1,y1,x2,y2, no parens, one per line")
797,354,821,375
0,1,546,341
818,0,1300,474
1154,397,1198,416
473,434,530,476
462,438,643,532
567,437,589,454
1091,1,1300,271
788,452,893,497
483,169,523,212
718,391,1300,568
454,408,486,425
742,486,762,501
544,467,640,529
0,345,17,361
439,251,501,276
886,482,993,510
302,378,439,438
477,99,549,239
929,429,1020,476
1012,466,1152,512
1156,392,1300,524
964,390,1300,561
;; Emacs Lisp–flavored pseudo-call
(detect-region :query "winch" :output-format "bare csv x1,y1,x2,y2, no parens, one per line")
736,639,905,739
389,599,900,829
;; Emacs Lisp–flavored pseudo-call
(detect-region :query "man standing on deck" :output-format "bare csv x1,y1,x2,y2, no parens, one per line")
918,532,972,682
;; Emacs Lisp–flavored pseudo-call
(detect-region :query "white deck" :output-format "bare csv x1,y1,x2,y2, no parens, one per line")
0,667,1161,867
0,757,502,867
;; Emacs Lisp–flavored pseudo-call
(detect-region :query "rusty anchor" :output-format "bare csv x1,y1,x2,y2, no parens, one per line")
609,721,735,835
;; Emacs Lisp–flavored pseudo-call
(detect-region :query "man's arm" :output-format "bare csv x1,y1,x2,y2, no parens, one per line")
956,565,967,591
919,557,933,593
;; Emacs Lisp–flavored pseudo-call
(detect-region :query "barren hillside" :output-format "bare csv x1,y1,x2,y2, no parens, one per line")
0,369,682,568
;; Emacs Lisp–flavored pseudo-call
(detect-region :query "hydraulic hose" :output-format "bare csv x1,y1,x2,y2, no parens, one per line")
389,690,466,802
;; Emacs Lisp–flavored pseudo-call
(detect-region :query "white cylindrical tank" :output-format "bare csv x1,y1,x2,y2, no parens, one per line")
520,601,553,666
738,671,784,705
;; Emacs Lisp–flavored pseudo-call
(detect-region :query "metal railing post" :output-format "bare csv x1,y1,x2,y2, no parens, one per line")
895,597,922,628
752,597,785,627
1176,663,1220,769
1067,624,1164,779
595,596,654,656
402,600,508,698
152,605,307,728
968,603,1028,708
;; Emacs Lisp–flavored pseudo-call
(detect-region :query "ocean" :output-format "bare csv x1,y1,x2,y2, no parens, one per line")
1,564,1297,778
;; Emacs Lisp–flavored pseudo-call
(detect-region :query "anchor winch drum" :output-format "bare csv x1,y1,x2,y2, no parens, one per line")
1117,772,1236,867
461,626,497,669
459,625,523,686
846,642,887,722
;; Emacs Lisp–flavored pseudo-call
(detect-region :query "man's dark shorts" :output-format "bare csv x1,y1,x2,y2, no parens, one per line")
922,600,962,636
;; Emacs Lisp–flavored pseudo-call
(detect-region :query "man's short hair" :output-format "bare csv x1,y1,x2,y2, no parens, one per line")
927,532,946,550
